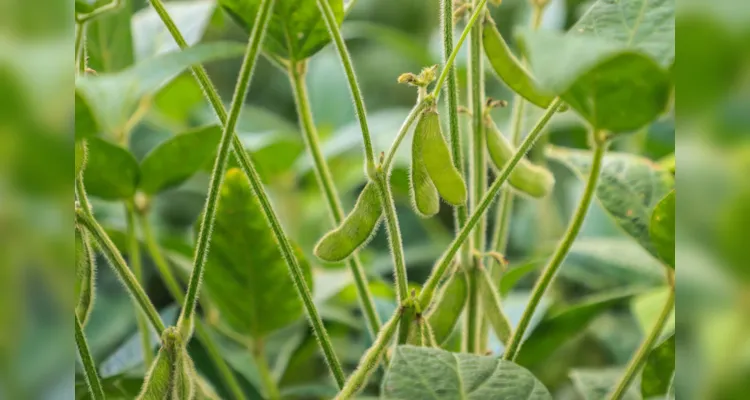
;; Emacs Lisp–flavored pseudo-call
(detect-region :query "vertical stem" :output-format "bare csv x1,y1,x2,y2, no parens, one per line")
75,22,86,75
288,61,381,337
464,267,480,353
608,287,675,400
125,201,153,367
375,173,410,303
254,340,281,400
75,314,105,400
503,133,607,361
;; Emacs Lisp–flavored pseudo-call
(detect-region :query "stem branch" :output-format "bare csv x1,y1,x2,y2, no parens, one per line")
75,314,105,400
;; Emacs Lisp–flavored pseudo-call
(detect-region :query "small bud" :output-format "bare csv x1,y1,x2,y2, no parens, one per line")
398,72,418,86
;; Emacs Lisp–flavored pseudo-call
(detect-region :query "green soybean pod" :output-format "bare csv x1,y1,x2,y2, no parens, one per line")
417,110,467,206
75,225,95,325
314,182,383,262
411,112,440,217
482,16,555,109
478,267,512,344
485,117,554,198
410,268,467,346
138,327,196,400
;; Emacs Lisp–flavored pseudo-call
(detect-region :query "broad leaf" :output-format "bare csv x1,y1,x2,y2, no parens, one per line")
518,0,675,132
76,42,245,139
200,168,313,338
570,368,640,400
220,0,344,61
86,0,135,73
139,125,222,194
132,0,217,61
633,287,674,338
547,147,674,262
83,137,139,200
650,190,675,269
641,333,675,397
383,346,552,399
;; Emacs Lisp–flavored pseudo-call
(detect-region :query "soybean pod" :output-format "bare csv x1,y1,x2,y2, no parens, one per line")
75,225,95,325
478,266,512,344
314,182,383,262
408,266,468,346
482,15,555,109
138,327,197,400
485,116,554,198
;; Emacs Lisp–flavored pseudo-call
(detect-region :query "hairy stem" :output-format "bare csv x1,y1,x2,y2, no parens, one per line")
464,267,480,353
75,23,86,75
148,0,346,387
75,314,105,400
75,0,123,23
503,133,607,361
375,173,410,303
288,61,381,336
125,201,153,366
608,287,675,400
383,99,429,170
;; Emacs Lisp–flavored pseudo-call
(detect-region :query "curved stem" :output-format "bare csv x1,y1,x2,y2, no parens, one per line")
75,208,166,334
383,99,428,171
125,201,153,367
76,0,123,23
288,61,381,337
75,314,105,400
316,0,376,173
503,133,607,361
609,288,675,400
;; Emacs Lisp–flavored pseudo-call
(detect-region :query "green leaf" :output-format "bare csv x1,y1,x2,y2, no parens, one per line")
633,287,674,338
220,0,344,61
548,147,674,263
83,137,139,200
75,0,96,14
518,0,675,132
201,168,313,338
86,0,135,73
570,368,640,400
650,190,675,269
138,125,222,194
75,374,143,400
76,42,245,139
516,289,641,368
132,0,217,61
641,333,675,398
383,346,552,399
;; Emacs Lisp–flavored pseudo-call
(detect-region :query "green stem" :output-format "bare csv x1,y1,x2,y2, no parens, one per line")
383,99,429,171
75,314,105,400
608,288,675,400
464,267,480,353
75,22,86,75
75,208,165,334
254,340,281,400
315,0,376,173
178,0,273,336
288,61,381,337
125,201,153,367
76,0,123,23
503,132,607,361
375,173,410,303
335,306,404,400
148,0,346,387
417,98,562,309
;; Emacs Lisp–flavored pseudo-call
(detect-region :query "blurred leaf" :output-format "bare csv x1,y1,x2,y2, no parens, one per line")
139,125,222,194
75,0,96,13
519,0,674,132
633,287,674,338
76,42,245,139
500,259,543,297
516,289,642,368
86,0,135,73
235,130,304,183
220,0,343,61
650,190,675,269
641,333,675,398
76,91,101,140
132,0,217,61
570,368,639,400
383,346,552,399
201,168,313,338
341,21,434,66
83,137,139,200
548,147,674,263
75,374,143,400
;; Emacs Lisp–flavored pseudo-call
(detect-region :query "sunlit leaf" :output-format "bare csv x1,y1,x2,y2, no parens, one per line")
87,0,135,73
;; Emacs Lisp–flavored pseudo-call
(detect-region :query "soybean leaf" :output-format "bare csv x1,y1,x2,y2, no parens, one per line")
516,289,642,368
132,0,217,61
83,137,139,200
220,0,344,61
570,368,640,400
650,190,675,269
641,333,675,398
518,0,675,132
547,147,674,263
76,42,245,139
86,0,135,73
383,346,552,399
200,168,313,338
75,374,143,400
633,287,674,338
138,125,222,194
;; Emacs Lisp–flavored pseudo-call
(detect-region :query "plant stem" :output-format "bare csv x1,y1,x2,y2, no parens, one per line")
316,0,376,174
254,340,281,400
417,98,562,310
75,314,105,400
288,61,381,337
178,0,273,336
464,267,480,353
335,306,404,400
375,173,410,303
76,0,123,23
125,201,153,367
75,208,166,334
138,214,249,400
148,0,346,387
608,288,675,400
75,22,86,75
503,132,607,361
383,99,429,170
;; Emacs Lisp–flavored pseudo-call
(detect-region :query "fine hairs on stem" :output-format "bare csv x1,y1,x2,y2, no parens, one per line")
75,314,105,400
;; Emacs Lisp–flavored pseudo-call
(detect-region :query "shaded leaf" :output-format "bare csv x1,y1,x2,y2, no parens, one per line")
650,190,675,269
75,374,143,400
633,287,674,338
75,226,96,325
570,368,640,400
83,137,139,200
201,168,313,338
139,126,222,194
384,345,551,399
86,0,135,73
641,333,675,398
